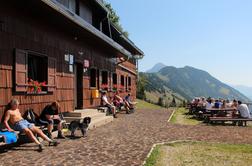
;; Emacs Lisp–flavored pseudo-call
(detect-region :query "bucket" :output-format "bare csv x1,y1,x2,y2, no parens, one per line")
92,89,99,98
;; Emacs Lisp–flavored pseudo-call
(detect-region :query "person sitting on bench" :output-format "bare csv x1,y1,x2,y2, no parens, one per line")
39,101,65,139
3,99,58,151
125,94,134,107
125,93,136,111
101,91,117,118
113,91,130,114
237,101,251,119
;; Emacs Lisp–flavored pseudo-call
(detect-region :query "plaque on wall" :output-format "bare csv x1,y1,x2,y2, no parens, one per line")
69,64,73,72
69,55,74,65
64,54,69,62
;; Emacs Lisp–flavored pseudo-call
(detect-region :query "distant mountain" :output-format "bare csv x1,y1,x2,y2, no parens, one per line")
146,63,166,73
232,85,252,100
141,66,250,102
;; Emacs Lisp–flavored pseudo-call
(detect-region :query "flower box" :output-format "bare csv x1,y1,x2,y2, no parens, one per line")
27,79,47,94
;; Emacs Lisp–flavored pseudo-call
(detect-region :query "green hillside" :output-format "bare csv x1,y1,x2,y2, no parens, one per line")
140,66,250,102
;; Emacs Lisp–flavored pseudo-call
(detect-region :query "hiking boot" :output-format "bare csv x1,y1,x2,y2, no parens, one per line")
38,144,44,152
113,114,117,118
49,140,59,146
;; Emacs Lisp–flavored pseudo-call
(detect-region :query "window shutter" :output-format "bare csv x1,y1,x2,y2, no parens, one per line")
15,49,28,92
48,57,56,92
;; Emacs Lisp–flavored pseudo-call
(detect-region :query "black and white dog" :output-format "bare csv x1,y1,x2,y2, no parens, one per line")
69,117,91,137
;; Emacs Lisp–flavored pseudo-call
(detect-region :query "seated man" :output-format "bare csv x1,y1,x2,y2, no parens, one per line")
3,99,58,151
237,101,251,118
101,91,117,118
214,99,222,108
125,93,136,110
113,91,130,114
39,102,65,139
206,98,214,109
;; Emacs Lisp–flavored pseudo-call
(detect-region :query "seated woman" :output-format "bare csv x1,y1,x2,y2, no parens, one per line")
113,91,124,108
3,99,58,152
39,101,65,139
101,91,117,118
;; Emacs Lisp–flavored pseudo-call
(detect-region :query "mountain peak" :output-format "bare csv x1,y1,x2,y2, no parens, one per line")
142,66,251,102
146,63,166,73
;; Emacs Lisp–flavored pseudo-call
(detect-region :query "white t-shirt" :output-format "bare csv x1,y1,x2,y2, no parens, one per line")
206,103,213,109
102,96,109,105
238,104,251,118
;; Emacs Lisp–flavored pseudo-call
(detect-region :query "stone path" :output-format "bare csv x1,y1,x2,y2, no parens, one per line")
1,108,252,166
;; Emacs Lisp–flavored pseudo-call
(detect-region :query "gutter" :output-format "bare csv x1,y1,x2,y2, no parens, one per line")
42,0,133,59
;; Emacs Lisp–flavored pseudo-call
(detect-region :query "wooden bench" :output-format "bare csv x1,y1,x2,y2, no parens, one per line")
209,117,252,126
97,107,110,115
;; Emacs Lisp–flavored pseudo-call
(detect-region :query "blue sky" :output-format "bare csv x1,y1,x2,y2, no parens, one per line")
106,0,252,86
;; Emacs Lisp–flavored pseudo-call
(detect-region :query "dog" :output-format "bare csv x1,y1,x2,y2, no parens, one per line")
68,117,91,137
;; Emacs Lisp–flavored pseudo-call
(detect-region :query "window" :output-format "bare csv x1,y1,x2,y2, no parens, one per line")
56,0,76,13
14,49,56,93
28,54,48,83
120,75,125,86
112,73,117,85
90,68,96,88
128,77,131,86
101,71,108,84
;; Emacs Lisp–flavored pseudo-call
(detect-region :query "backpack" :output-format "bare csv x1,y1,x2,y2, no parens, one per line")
23,109,39,125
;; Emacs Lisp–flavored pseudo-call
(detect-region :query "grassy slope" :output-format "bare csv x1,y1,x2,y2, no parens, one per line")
170,108,201,125
146,142,252,166
136,99,164,110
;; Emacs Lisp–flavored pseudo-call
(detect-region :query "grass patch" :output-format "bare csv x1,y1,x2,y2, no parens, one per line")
136,99,164,110
146,141,252,166
170,108,201,125
144,145,162,166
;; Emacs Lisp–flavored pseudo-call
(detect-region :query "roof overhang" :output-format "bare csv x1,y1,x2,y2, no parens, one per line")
93,0,109,13
110,22,145,58
42,0,133,59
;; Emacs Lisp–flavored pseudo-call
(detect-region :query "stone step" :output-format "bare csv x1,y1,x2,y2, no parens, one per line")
88,115,114,130
63,113,104,123
61,109,114,132
63,109,103,118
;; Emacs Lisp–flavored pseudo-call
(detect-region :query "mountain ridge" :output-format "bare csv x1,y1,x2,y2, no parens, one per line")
146,63,166,73
141,64,250,102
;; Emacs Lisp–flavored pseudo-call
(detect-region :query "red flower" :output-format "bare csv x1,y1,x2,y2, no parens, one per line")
41,81,46,87
27,79,46,93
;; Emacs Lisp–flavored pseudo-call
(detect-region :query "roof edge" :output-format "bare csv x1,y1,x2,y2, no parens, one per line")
42,0,133,58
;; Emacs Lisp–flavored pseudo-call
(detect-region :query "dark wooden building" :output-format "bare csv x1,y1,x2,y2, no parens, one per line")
0,0,144,119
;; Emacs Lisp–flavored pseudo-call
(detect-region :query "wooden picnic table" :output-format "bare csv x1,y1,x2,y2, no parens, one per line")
206,108,236,115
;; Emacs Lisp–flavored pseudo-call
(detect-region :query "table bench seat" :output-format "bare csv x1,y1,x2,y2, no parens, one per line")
209,117,252,126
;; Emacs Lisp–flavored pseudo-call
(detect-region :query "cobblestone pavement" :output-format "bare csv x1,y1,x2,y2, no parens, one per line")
1,109,252,166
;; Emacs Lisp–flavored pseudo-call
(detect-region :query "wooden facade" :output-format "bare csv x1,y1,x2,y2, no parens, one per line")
0,0,144,119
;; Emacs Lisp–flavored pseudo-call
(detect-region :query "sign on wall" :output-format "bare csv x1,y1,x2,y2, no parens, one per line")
84,59,89,68
64,54,74,72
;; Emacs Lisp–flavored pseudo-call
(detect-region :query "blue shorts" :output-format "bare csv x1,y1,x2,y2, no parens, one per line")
13,119,34,132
